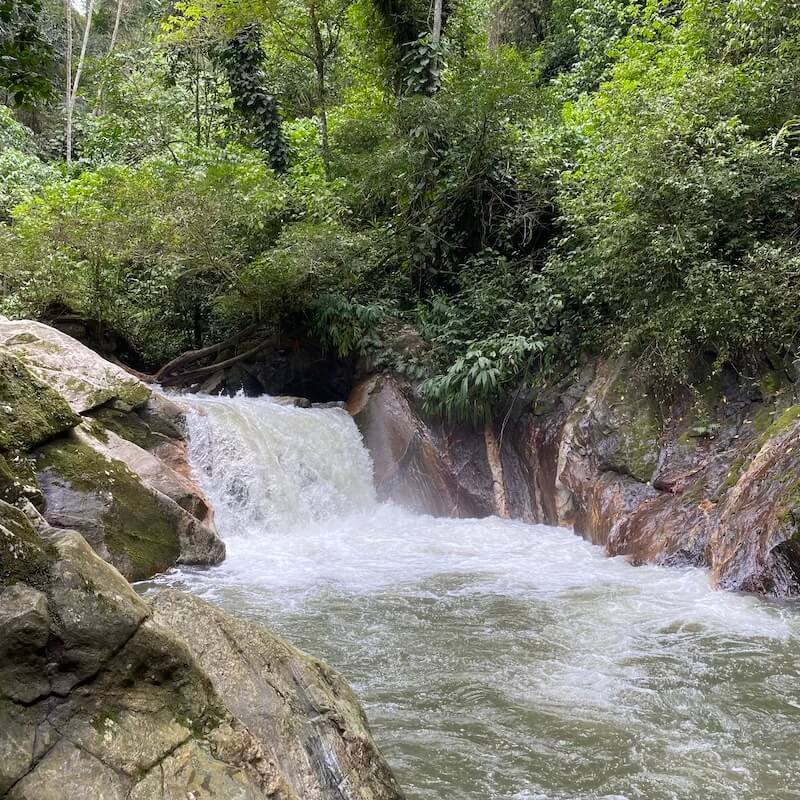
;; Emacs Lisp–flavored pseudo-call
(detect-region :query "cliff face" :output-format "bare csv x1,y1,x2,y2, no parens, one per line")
350,364,800,596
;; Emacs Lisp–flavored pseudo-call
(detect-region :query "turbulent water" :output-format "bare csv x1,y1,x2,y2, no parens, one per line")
150,393,800,800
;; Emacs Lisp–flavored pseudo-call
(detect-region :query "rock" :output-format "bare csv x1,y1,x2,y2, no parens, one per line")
35,424,223,582
0,351,79,452
710,408,800,593
0,503,404,800
8,740,129,800
355,363,800,595
348,375,495,517
272,395,313,408
0,318,150,414
0,583,49,703
348,374,535,519
150,589,405,800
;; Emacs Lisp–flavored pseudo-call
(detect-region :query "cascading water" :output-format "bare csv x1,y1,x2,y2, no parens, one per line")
152,393,800,800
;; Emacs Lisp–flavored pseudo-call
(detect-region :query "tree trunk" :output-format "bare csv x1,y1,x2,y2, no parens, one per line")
432,0,443,47
94,0,124,115
65,0,96,161
308,1,331,181
108,0,123,54
65,0,73,164
70,0,96,107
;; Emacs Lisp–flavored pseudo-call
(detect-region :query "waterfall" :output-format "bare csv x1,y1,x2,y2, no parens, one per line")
185,394,376,536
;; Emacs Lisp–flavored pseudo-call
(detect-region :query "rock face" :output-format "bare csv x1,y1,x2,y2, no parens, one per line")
351,366,800,596
348,375,502,518
0,502,404,800
0,318,223,581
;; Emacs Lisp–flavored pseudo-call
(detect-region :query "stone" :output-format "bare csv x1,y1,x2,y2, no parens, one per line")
35,424,223,581
151,589,405,800
8,739,128,800
0,583,49,703
0,351,79,452
0,318,150,414
347,374,495,517
0,498,403,800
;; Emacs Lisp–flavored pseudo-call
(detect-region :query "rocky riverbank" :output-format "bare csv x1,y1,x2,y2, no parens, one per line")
0,319,404,800
349,363,800,596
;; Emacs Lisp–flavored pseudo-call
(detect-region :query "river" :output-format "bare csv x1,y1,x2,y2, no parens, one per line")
148,393,800,800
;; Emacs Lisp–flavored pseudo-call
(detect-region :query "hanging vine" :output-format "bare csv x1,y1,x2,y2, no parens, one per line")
219,23,288,172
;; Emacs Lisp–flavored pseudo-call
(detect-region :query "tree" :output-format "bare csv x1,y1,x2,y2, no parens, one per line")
0,0,53,106
260,0,353,179
64,0,96,164
219,23,288,171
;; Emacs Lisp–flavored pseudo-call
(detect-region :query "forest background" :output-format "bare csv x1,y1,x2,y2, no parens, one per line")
1,0,798,421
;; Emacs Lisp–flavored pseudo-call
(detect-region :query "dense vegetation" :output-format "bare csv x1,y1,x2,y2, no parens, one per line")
1,0,798,420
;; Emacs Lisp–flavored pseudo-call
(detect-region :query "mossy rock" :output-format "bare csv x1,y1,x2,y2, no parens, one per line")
35,434,180,581
88,406,162,451
0,499,55,591
594,364,662,483
0,351,79,451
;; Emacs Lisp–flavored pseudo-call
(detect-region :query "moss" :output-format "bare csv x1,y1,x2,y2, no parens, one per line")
89,407,156,450
758,370,789,400
0,450,41,508
605,368,662,482
0,500,55,590
722,457,748,490
36,436,179,580
752,405,775,435
756,405,800,450
90,707,121,734
0,351,79,451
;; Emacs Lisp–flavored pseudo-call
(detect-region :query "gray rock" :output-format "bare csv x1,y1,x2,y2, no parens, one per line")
0,503,404,800
35,425,224,581
0,319,151,414
0,584,49,703
150,589,405,800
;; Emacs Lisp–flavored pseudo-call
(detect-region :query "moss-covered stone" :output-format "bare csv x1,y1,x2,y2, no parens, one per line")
0,351,79,452
0,500,55,590
601,367,662,483
89,407,160,451
36,435,180,581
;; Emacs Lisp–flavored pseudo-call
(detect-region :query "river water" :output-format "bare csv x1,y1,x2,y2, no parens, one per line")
150,393,800,800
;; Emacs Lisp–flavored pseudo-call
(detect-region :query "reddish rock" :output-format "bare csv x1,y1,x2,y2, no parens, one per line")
352,365,800,596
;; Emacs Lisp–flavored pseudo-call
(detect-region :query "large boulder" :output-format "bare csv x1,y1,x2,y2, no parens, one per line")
0,503,404,800
35,423,223,581
0,350,80,509
0,318,150,414
0,318,221,581
151,590,405,800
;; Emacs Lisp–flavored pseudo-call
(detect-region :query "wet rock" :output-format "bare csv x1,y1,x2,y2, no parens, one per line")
357,362,800,595
0,502,404,800
150,589,405,800
348,375,495,517
272,395,313,408
35,424,223,582
710,408,800,593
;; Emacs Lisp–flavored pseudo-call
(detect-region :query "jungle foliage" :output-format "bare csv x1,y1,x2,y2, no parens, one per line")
1,0,799,420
